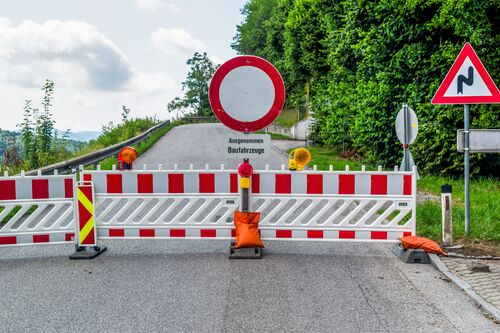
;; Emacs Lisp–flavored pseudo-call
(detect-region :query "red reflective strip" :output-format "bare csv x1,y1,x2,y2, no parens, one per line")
0,236,16,245
307,230,324,239
107,174,123,193
109,229,125,237
64,178,74,198
65,233,75,241
371,231,387,240
339,175,355,194
33,234,50,243
231,229,236,237
0,180,16,200
83,174,92,182
230,173,238,193
32,179,49,199
137,174,153,193
251,174,260,193
339,230,355,239
199,173,215,193
170,229,186,237
168,174,184,193
276,230,292,238
371,175,387,195
275,174,291,194
139,229,155,237
201,229,217,238
307,174,323,194
403,175,412,195
403,232,412,237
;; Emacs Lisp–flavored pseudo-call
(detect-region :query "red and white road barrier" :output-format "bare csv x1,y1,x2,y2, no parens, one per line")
81,164,416,244
0,171,76,247
0,165,417,249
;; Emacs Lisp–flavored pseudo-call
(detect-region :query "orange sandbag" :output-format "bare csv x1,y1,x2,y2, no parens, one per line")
234,211,264,249
399,236,447,256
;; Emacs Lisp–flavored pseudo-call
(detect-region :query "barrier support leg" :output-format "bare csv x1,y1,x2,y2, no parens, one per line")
70,181,107,260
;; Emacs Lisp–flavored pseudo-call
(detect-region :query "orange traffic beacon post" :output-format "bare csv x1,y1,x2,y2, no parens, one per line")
230,159,264,258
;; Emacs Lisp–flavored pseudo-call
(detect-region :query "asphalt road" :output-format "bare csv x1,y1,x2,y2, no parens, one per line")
1,123,498,332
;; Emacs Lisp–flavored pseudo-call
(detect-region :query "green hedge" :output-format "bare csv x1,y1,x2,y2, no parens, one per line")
233,0,500,177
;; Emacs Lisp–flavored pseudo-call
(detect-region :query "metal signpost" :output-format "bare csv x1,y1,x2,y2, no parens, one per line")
395,103,418,172
209,55,285,257
432,42,500,236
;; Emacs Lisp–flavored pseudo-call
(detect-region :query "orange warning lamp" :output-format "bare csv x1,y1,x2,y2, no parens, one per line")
118,146,137,170
289,148,311,171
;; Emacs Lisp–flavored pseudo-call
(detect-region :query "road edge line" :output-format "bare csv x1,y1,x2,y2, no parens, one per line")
429,253,500,322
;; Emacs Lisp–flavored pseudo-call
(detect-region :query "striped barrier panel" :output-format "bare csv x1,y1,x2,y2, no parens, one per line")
249,165,417,242
80,166,241,241
0,172,76,247
81,165,416,243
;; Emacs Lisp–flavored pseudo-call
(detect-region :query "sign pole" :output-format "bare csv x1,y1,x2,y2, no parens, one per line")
464,104,470,236
403,103,410,171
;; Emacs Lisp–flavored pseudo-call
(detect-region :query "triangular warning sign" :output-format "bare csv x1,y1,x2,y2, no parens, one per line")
431,43,500,104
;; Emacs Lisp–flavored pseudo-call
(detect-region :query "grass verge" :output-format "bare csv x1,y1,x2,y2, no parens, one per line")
91,121,177,170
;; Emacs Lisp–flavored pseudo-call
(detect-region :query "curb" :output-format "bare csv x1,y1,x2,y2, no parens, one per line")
429,253,500,322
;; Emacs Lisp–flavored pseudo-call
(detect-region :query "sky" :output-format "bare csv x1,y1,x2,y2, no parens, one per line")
0,0,247,131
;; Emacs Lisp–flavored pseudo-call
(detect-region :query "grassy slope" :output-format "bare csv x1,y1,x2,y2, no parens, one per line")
96,122,177,170
305,146,500,242
272,108,301,128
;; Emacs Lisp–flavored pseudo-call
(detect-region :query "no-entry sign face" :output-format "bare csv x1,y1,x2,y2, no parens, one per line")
209,56,285,132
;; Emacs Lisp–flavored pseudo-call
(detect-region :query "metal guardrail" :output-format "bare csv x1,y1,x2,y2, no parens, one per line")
181,116,218,124
24,120,171,176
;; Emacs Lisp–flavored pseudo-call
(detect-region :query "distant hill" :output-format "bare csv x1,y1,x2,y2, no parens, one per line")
55,130,101,142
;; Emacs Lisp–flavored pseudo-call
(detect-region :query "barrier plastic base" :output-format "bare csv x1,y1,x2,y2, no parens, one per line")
70,246,107,260
229,242,262,259
392,243,430,264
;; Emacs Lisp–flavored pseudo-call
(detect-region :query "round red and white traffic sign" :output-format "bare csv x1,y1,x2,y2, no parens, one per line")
209,55,285,132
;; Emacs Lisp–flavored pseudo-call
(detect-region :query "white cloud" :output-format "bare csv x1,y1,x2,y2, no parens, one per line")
150,28,205,56
209,55,223,65
0,18,132,91
0,18,181,131
136,0,179,11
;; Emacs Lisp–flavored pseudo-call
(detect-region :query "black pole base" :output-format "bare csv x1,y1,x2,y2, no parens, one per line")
229,241,262,259
392,244,429,264
70,246,107,260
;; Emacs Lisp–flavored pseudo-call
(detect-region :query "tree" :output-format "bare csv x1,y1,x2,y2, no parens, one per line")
121,105,130,123
19,100,38,168
167,52,219,117
39,79,55,154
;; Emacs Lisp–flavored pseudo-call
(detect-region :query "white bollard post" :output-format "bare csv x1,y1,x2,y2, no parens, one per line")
441,184,453,246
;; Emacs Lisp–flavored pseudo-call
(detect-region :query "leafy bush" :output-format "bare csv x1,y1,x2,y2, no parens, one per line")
233,0,500,177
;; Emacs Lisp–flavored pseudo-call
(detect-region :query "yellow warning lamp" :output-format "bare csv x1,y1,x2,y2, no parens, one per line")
288,148,311,171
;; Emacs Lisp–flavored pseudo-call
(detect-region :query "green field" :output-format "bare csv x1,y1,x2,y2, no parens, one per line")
306,146,500,242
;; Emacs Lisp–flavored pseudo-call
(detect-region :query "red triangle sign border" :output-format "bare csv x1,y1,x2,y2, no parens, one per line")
431,42,500,104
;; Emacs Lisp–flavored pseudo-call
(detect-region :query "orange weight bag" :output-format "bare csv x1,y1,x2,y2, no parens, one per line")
234,211,264,249
399,236,447,256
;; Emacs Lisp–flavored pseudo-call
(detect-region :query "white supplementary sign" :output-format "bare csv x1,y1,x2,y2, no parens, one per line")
222,133,271,158
457,129,500,153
